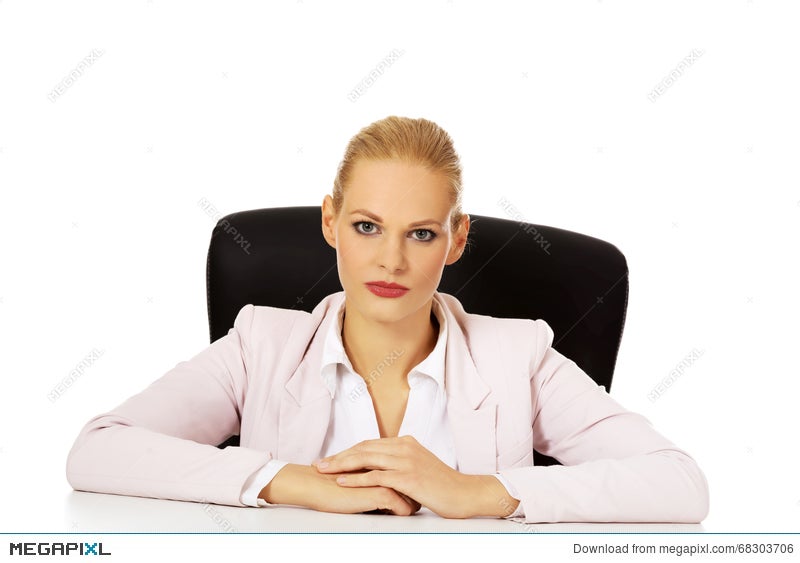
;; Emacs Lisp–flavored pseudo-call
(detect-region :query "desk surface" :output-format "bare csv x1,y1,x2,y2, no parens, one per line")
61,491,705,534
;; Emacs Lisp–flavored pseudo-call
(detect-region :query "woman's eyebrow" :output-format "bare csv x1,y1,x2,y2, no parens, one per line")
350,208,443,228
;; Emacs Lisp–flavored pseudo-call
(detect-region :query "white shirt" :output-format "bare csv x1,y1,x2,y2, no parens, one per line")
240,297,522,517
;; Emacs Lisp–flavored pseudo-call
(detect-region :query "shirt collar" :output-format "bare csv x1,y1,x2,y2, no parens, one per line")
320,294,448,397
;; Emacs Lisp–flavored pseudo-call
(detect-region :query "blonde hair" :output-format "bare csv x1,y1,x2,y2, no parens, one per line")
332,116,465,233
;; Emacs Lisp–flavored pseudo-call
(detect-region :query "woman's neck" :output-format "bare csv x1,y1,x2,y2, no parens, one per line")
341,301,439,388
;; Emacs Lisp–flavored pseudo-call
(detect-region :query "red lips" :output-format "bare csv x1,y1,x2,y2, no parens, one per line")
365,281,409,298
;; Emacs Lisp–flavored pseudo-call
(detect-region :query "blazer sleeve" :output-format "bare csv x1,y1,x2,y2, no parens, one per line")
498,320,710,524
65,304,272,507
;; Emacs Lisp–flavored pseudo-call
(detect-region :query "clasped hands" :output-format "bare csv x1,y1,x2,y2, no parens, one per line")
260,435,519,519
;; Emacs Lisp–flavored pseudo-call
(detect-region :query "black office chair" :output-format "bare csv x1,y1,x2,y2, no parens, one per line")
206,206,629,466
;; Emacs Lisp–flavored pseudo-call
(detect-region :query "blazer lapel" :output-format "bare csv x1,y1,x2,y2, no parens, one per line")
275,295,342,463
277,354,332,463
437,292,498,475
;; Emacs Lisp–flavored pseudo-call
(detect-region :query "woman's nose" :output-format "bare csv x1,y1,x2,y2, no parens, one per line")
377,236,407,272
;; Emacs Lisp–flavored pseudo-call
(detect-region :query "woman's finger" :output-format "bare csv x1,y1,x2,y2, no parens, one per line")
314,450,401,473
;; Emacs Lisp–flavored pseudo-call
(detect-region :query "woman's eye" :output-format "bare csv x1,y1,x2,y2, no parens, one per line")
411,229,436,242
353,222,436,242
354,221,377,234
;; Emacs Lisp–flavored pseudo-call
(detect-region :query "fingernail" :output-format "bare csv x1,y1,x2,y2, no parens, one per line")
316,460,329,469
336,476,346,484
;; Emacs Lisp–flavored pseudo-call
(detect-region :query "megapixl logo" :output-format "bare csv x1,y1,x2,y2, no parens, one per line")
9,541,111,556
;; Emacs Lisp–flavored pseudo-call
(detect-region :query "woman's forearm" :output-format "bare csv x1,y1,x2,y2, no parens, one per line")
458,474,521,518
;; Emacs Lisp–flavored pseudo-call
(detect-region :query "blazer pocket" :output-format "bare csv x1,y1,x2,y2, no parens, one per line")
496,430,534,469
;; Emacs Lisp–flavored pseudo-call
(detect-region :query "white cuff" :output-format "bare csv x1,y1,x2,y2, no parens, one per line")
240,459,290,507
492,473,525,518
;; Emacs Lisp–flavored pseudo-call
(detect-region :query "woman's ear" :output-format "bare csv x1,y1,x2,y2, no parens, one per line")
445,214,470,266
321,195,338,249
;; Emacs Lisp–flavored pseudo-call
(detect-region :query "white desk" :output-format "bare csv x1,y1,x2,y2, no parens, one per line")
62,491,705,533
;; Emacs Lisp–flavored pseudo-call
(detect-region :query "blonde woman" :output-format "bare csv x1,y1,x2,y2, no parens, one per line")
66,116,709,523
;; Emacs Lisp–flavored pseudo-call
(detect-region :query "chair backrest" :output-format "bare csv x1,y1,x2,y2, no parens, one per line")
206,206,629,464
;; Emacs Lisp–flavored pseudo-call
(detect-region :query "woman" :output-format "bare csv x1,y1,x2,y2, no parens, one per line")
66,116,709,523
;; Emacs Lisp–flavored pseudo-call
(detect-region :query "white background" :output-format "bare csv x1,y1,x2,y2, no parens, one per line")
0,0,798,551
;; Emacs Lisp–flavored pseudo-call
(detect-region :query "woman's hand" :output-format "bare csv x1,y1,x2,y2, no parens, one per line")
259,463,420,516
313,436,520,519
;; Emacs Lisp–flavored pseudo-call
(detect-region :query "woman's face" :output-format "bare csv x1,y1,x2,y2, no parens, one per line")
322,158,469,325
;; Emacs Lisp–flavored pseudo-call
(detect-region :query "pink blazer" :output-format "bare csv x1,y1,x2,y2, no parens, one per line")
66,291,709,523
